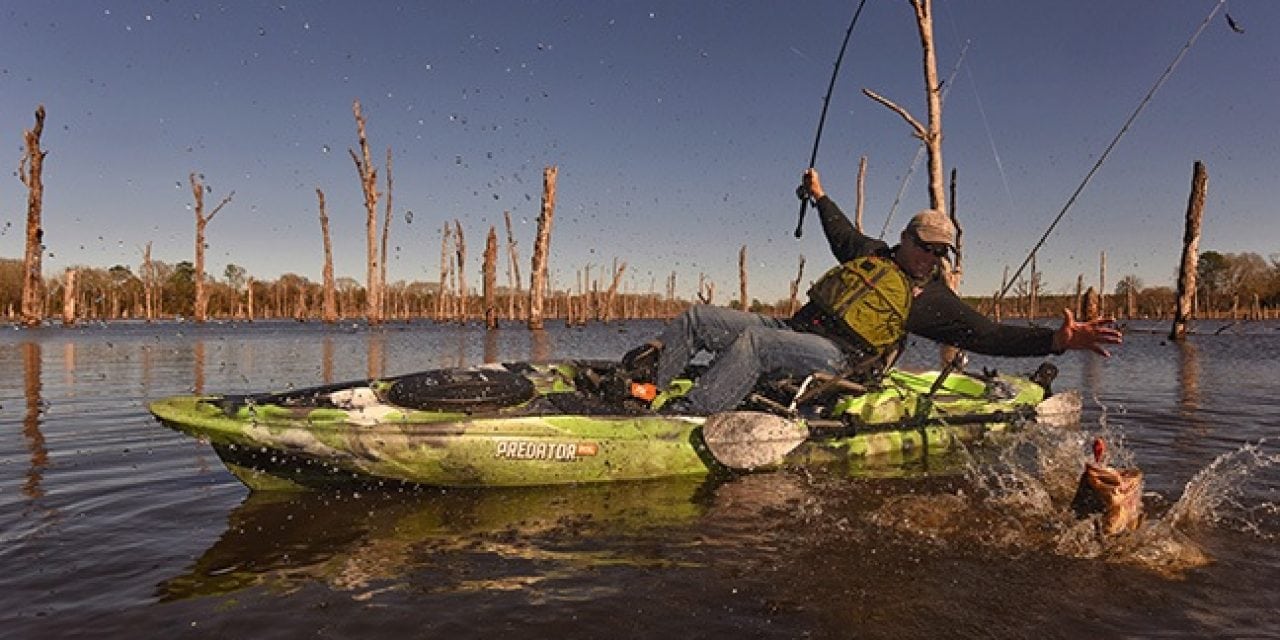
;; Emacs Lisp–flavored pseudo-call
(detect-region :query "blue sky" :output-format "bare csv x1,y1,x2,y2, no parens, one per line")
1,0,1276,303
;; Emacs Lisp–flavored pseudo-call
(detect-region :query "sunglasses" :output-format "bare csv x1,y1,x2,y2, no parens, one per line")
911,233,951,258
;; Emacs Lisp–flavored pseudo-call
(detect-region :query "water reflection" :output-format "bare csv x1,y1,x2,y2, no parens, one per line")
22,342,47,502
193,338,206,395
1176,340,1200,415
322,334,335,384
158,477,711,601
484,328,500,364
366,330,386,379
529,328,551,362
62,342,75,387
1080,352,1104,400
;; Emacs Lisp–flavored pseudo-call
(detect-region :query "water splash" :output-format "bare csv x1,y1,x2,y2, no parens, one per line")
1164,440,1279,537
857,408,1277,578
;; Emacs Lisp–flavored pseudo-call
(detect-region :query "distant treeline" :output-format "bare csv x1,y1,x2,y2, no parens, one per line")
0,257,789,323
4,249,1279,324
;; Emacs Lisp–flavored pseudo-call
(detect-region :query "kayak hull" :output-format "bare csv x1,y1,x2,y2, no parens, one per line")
148,361,1065,490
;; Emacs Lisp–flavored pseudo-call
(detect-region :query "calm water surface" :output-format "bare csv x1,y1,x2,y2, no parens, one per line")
1,319,1277,639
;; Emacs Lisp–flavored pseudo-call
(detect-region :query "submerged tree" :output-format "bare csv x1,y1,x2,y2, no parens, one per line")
316,188,338,323
19,105,47,327
190,173,234,323
349,99,384,325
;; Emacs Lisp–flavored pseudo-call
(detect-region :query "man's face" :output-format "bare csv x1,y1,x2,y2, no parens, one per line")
897,230,948,279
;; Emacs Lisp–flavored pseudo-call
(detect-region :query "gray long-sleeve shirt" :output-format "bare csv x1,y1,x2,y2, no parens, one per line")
790,195,1059,357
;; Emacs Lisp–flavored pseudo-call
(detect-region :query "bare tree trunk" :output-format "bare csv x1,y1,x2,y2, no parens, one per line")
317,188,338,323
738,245,749,311
143,242,155,323
1029,253,1039,320
190,172,234,323
247,277,255,322
19,105,47,328
437,222,451,322
349,99,382,325
61,269,77,326
603,259,627,323
865,0,951,368
1171,161,1206,341
863,0,944,211
379,146,393,320
787,255,806,317
528,166,557,330
1075,274,1084,319
503,211,523,321
454,220,467,324
939,167,964,364
855,156,867,234
483,225,498,329
1083,286,1100,322
1099,250,1108,319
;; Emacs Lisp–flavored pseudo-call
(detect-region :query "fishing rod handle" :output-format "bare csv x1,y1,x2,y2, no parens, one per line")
794,199,808,238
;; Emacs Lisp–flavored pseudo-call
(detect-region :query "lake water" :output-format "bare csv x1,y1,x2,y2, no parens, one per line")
2,319,1277,639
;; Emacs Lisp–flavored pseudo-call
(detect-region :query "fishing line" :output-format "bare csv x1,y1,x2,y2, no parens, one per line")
795,0,870,239
996,0,1226,303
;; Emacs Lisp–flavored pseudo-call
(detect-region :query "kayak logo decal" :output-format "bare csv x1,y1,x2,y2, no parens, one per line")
496,440,598,461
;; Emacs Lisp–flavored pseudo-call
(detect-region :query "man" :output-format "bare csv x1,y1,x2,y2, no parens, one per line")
622,168,1122,414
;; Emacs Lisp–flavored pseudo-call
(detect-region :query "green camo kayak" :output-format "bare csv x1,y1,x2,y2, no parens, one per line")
148,360,1077,490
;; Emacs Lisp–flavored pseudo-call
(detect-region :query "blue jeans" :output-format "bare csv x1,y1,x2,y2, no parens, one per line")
652,305,845,414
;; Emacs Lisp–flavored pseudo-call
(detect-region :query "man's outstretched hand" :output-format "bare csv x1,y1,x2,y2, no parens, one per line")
1052,308,1123,356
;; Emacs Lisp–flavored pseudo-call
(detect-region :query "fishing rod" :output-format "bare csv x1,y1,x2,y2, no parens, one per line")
995,0,1225,303
795,0,870,239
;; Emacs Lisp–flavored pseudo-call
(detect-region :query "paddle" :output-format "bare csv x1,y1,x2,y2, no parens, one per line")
702,389,1082,472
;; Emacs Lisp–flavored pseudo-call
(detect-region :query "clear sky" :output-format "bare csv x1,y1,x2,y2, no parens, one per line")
2,0,1276,303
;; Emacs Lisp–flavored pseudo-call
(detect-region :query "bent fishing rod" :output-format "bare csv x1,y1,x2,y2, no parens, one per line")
795,0,870,239
995,0,1226,303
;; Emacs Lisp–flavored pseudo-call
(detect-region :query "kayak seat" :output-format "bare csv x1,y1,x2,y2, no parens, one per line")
384,368,536,412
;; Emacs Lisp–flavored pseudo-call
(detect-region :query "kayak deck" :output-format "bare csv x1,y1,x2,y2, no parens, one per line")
148,361,1064,490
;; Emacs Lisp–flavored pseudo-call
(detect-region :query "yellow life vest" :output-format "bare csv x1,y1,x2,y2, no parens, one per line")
806,256,913,352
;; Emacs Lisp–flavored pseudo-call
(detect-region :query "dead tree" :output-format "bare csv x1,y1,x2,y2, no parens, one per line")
1083,286,1101,322
19,105,47,327
738,245,749,310
503,211,523,321
864,0,955,365
454,220,467,323
1029,252,1039,319
602,259,627,323
380,147,393,320
437,222,452,322
190,172,234,323
855,156,868,234
246,277,255,321
864,0,945,212
528,166,558,330
143,242,155,322
317,188,338,323
1099,251,1108,319
1170,162,1207,340
349,99,382,325
1075,274,1085,319
787,255,806,317
61,268,77,326
696,274,714,305
483,225,498,329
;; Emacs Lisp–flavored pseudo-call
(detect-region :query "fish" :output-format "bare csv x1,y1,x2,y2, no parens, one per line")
1070,438,1145,536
